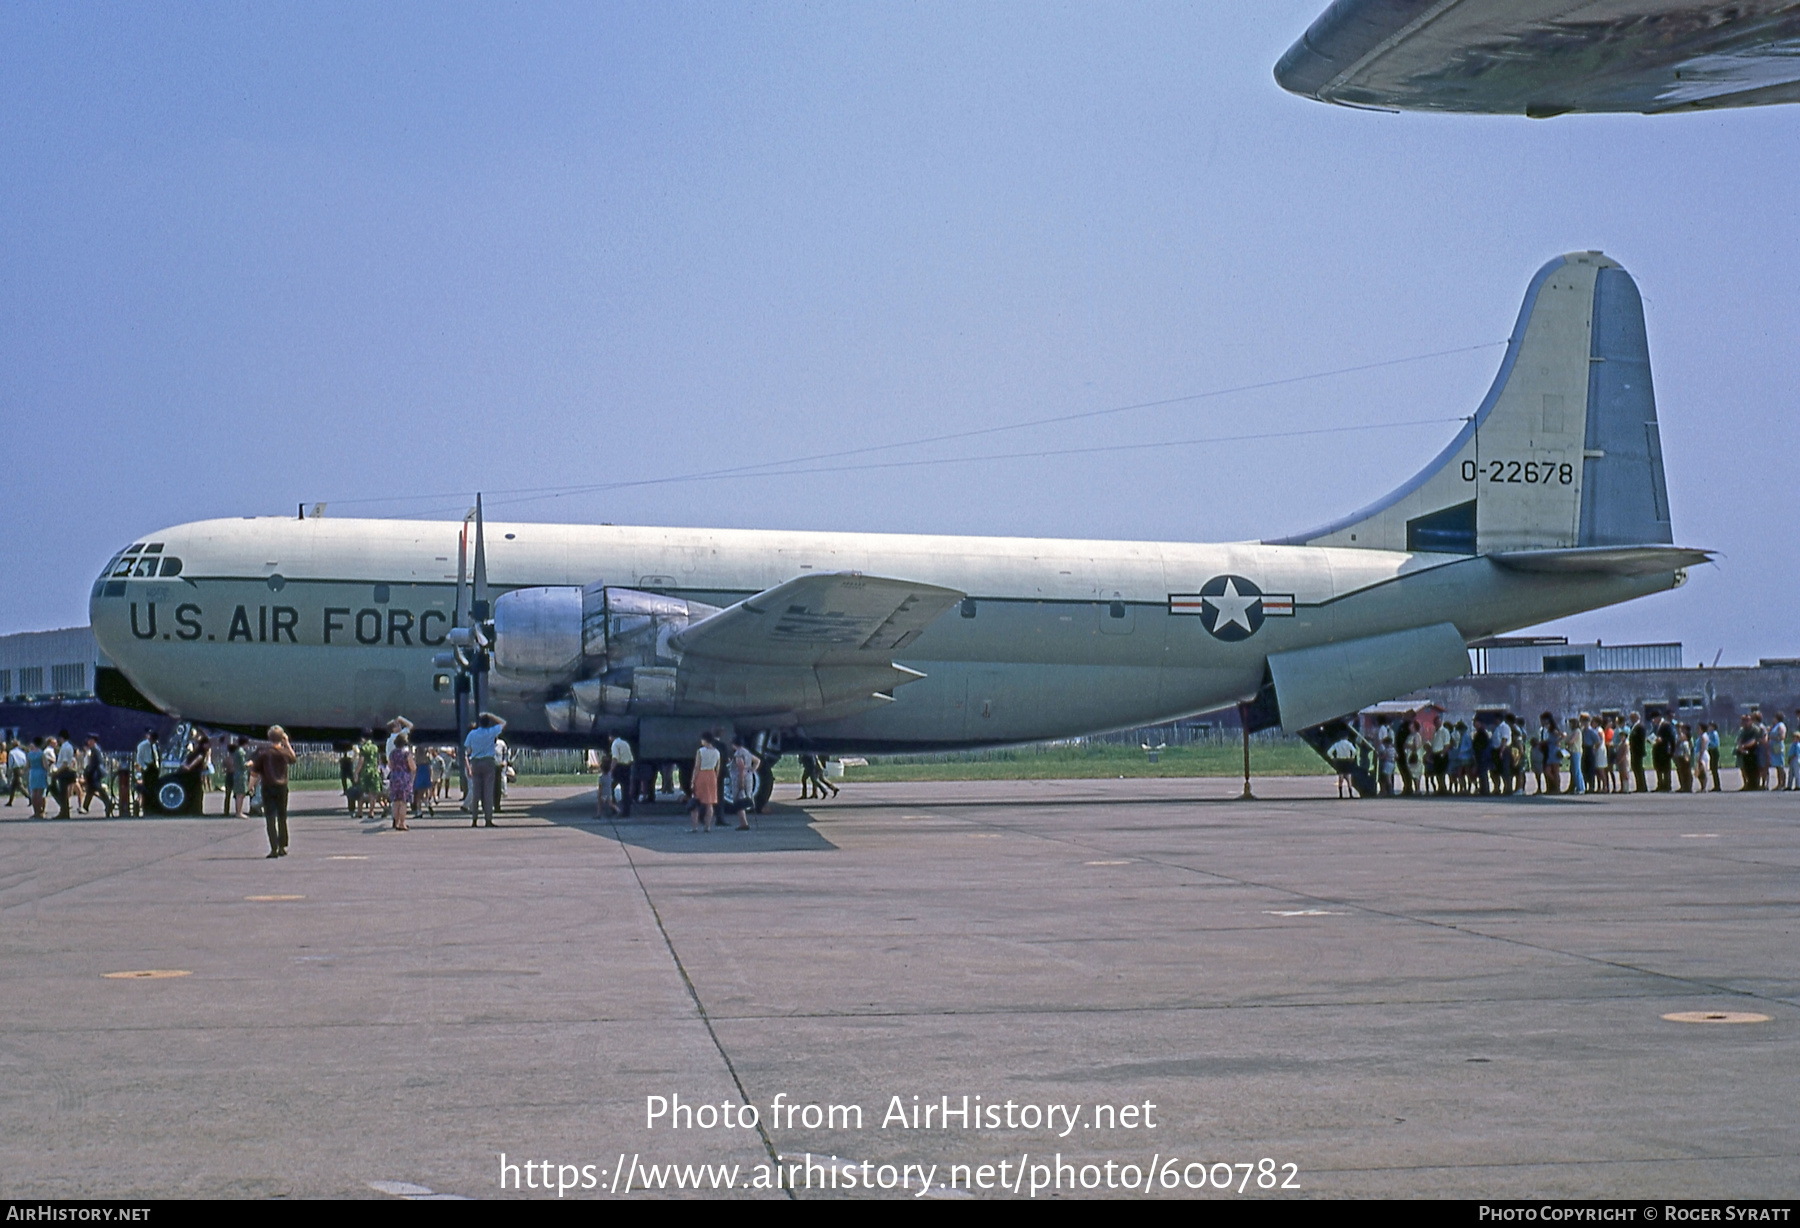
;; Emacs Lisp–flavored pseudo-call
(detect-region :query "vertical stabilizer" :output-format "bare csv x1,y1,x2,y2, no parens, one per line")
1269,252,1673,554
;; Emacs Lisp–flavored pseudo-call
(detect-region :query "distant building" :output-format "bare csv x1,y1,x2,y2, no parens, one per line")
0,626,174,746
0,627,101,701
1468,635,1682,675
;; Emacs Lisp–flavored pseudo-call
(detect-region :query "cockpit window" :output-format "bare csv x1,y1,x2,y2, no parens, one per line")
145,543,164,553
124,544,145,554
112,556,137,577
133,556,159,577
159,557,183,577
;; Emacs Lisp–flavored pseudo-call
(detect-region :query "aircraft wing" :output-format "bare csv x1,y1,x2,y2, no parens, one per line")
1276,0,1800,116
666,572,965,719
1488,544,1714,575
674,572,965,665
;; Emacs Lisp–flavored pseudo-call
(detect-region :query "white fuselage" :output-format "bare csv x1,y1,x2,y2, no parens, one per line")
90,516,1671,750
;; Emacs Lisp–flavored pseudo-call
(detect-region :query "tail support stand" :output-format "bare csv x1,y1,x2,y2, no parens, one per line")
1237,702,1255,801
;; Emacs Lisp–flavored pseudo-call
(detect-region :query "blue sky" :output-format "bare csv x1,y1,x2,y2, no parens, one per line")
3,3,1795,662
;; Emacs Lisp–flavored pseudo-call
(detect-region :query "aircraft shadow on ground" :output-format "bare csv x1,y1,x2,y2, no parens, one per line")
527,792,839,853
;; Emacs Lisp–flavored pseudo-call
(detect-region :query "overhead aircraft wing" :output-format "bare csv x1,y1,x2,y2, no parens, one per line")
1276,0,1800,116
674,572,965,665
666,572,965,720
1488,544,1714,575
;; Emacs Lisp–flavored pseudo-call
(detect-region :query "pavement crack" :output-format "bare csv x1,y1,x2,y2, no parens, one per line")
607,815,791,1198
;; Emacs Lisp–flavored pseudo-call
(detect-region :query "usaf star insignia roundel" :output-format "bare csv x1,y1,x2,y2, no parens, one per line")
1167,575,1295,641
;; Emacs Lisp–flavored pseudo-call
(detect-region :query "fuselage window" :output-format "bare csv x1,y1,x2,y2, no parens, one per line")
374,583,390,604
1109,601,1127,619
960,598,978,619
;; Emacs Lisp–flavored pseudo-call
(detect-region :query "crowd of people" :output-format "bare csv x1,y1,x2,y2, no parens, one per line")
3,729,115,818
3,714,822,842
591,728,772,832
1335,709,1799,798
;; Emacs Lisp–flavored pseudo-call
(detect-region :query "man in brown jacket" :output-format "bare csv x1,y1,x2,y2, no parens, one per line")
249,726,298,858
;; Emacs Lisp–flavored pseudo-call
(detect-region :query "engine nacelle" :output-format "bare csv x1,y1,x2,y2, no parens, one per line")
489,583,722,729
491,584,599,677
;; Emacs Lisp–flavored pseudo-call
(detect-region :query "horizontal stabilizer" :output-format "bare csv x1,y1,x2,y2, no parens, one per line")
1489,545,1712,577
1267,622,1470,733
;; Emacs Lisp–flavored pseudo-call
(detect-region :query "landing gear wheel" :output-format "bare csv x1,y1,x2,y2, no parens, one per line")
157,780,188,814
754,762,777,814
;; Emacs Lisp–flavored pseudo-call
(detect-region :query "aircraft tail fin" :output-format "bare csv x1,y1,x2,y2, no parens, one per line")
1268,252,1674,554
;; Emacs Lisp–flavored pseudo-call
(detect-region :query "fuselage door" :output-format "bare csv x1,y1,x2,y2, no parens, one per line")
1098,588,1134,636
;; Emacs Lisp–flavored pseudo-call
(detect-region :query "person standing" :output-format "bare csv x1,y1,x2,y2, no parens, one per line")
337,743,359,815
413,748,434,818
722,736,761,830
1735,716,1760,790
1652,715,1677,791
52,729,79,818
250,726,297,858
354,732,383,819
385,716,413,758
135,728,161,815
609,733,635,818
807,753,838,799
231,738,252,817
1327,733,1358,799
25,737,50,818
1492,715,1514,796
181,733,211,813
387,733,415,831
1582,715,1605,797
437,747,456,803
689,733,721,832
220,738,240,817
1628,714,1649,793
463,713,504,828
80,734,113,816
1673,723,1694,792
594,745,616,818
1428,720,1451,794
4,738,25,806
1541,715,1562,795
1396,718,1417,798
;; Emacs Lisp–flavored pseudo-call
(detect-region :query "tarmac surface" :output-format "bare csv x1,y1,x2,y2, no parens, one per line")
1,776,1795,1200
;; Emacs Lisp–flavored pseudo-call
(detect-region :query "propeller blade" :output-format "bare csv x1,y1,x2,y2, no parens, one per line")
472,493,490,622
454,523,468,627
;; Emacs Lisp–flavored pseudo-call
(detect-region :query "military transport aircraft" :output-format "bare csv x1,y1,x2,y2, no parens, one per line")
91,251,1709,801
1277,0,1800,116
